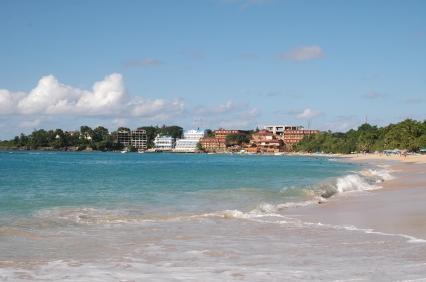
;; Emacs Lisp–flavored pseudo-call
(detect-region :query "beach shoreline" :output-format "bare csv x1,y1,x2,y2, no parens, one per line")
285,153,426,242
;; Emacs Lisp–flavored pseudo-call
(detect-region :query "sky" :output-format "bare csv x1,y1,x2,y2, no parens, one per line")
0,0,425,139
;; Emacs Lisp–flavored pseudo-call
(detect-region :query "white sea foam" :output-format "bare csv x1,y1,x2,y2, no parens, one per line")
359,168,395,182
319,222,426,244
335,173,379,193
34,207,156,225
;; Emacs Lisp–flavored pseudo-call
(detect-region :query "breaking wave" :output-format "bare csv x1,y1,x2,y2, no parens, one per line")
29,167,394,229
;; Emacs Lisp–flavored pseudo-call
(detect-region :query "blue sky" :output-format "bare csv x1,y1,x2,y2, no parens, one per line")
0,0,425,139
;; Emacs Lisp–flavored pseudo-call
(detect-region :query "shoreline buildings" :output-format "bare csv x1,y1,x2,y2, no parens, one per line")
154,135,175,151
245,130,284,153
174,129,206,152
200,129,247,152
117,128,148,150
114,124,318,153
263,125,319,151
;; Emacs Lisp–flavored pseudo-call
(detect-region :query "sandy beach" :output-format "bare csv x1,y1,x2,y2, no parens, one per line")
287,153,426,242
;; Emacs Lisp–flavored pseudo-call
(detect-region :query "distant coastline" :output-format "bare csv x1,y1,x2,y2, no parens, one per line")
1,118,425,154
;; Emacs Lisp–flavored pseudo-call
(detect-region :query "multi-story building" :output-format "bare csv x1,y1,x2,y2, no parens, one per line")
199,137,226,152
117,128,147,150
246,130,284,153
264,125,319,150
174,129,206,152
282,129,319,150
214,129,242,141
154,135,175,151
199,129,248,152
264,125,303,136
182,129,206,140
130,129,148,150
117,129,131,147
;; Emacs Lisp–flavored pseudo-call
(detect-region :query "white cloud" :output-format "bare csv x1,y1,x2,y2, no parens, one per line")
281,46,325,61
129,98,184,120
0,73,184,121
296,108,321,119
0,90,17,114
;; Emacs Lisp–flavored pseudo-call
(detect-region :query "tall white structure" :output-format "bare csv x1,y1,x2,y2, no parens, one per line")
183,129,206,140
174,129,206,152
154,135,175,151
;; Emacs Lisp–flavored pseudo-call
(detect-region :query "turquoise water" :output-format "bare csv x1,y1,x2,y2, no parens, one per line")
0,152,356,218
2,152,426,281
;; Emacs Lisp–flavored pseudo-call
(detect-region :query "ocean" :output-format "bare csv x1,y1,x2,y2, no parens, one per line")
0,152,424,281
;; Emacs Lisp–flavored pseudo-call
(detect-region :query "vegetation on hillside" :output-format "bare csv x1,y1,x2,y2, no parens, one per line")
225,133,251,146
0,125,183,151
2,119,425,153
294,119,426,153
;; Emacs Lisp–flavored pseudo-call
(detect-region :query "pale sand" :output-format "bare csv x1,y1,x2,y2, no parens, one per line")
290,151,426,164
286,157,426,240
342,153,426,164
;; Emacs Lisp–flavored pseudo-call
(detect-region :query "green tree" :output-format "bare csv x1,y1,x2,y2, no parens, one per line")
137,126,158,148
93,126,109,142
158,125,183,139
205,129,215,138
225,133,250,146
196,142,204,152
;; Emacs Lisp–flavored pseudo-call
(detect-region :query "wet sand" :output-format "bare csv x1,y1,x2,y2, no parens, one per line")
286,158,426,241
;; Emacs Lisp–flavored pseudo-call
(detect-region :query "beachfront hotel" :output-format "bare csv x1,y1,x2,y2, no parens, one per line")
264,125,303,136
264,125,319,150
246,130,284,153
174,129,206,152
282,128,319,150
153,135,175,151
199,129,247,152
117,128,148,150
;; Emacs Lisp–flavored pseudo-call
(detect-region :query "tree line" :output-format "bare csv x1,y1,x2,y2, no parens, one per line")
2,119,425,153
0,125,184,151
294,119,426,153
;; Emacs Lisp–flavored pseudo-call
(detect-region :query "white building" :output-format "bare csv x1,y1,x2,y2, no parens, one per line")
264,125,303,136
154,135,175,151
174,129,206,152
183,129,206,140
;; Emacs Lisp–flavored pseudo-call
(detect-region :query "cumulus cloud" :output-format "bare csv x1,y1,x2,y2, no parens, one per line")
0,73,184,120
281,46,325,61
295,108,321,119
129,98,184,120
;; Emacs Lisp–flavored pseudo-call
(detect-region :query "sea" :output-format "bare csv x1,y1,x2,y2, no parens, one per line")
0,151,424,281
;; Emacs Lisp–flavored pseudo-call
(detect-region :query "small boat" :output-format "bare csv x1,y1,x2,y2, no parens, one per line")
138,149,145,154
121,150,127,154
